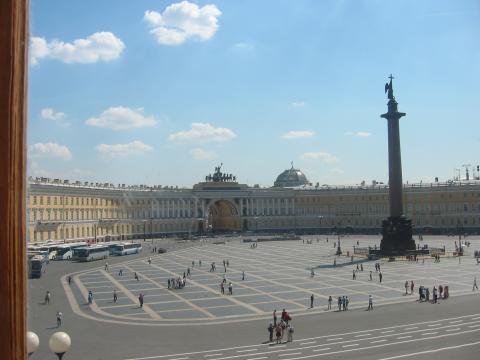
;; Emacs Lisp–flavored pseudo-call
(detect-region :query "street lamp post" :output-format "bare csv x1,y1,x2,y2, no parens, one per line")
150,218,153,244
318,215,324,235
49,332,71,360
143,220,146,242
27,331,39,358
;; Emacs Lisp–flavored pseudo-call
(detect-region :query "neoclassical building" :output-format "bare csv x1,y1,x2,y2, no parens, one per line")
27,165,480,243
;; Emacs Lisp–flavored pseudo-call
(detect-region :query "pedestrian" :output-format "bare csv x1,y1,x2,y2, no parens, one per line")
220,282,225,295
45,291,51,305
273,309,277,327
405,280,409,295
368,294,373,310
268,323,274,342
187,268,191,276
353,270,356,280
473,277,478,291
139,293,144,307
287,324,294,342
134,272,139,281
228,282,233,295
311,268,315,277
360,263,363,272
105,262,108,271
113,289,118,303
369,271,372,281
118,268,123,276
310,294,314,308
345,296,349,310
148,257,152,264
56,311,63,327
379,272,383,283
227,259,229,267
192,260,195,268
337,296,342,311
433,287,438,303
242,271,245,281
328,295,332,310
411,281,415,295
167,278,171,289
88,290,93,304
275,324,282,344
199,260,202,267
68,275,72,285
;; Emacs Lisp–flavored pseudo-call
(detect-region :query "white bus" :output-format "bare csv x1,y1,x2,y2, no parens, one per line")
111,242,142,256
72,245,109,262
54,242,87,260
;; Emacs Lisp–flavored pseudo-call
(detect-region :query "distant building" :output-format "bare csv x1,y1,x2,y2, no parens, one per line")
27,166,480,242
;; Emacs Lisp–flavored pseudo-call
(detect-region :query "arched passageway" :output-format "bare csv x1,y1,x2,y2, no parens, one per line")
207,200,241,232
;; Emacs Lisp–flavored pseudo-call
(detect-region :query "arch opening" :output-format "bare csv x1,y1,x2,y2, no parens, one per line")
207,200,241,233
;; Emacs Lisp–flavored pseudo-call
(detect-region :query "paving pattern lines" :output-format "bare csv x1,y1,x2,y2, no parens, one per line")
168,250,322,307
183,245,394,300
121,264,216,319
70,273,156,322
121,313,480,360
63,239,480,325
144,261,264,315
181,242,478,296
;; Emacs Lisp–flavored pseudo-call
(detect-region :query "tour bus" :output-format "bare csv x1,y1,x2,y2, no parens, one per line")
38,243,62,260
111,242,142,256
28,255,47,278
106,241,123,255
72,245,109,262
53,242,87,260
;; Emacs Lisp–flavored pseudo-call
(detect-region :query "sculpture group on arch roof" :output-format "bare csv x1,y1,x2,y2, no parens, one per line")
205,164,236,183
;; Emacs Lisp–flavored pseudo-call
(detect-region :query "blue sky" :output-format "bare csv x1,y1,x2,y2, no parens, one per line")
28,0,480,187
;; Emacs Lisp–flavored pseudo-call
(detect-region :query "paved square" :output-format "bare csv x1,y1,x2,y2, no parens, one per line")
64,235,480,325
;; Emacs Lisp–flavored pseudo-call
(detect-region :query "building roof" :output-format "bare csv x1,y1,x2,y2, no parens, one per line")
274,165,310,188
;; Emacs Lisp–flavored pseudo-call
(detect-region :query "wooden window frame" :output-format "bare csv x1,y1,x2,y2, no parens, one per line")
0,0,29,358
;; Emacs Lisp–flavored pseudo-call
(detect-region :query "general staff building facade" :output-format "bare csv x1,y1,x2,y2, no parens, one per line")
27,166,480,243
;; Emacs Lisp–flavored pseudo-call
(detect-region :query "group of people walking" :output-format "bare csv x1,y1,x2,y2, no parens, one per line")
268,309,294,344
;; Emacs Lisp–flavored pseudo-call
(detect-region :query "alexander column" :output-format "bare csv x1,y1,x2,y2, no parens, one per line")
379,75,416,255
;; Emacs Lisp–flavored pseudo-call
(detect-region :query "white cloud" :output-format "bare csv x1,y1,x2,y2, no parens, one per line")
301,152,339,164
96,141,153,159
291,101,306,107
40,107,70,126
85,107,157,130
169,123,236,143
345,131,372,137
29,142,72,161
282,130,315,139
231,42,254,52
144,1,222,45
190,148,216,160
30,32,125,65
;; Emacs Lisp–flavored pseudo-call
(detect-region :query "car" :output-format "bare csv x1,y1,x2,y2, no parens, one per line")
157,248,167,254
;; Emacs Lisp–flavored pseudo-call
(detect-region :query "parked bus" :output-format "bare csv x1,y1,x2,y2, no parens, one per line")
37,243,61,260
72,245,109,262
28,255,47,278
53,242,87,260
111,242,142,256
106,241,122,255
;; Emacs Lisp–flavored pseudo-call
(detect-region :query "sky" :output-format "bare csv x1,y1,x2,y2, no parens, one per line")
28,0,480,188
